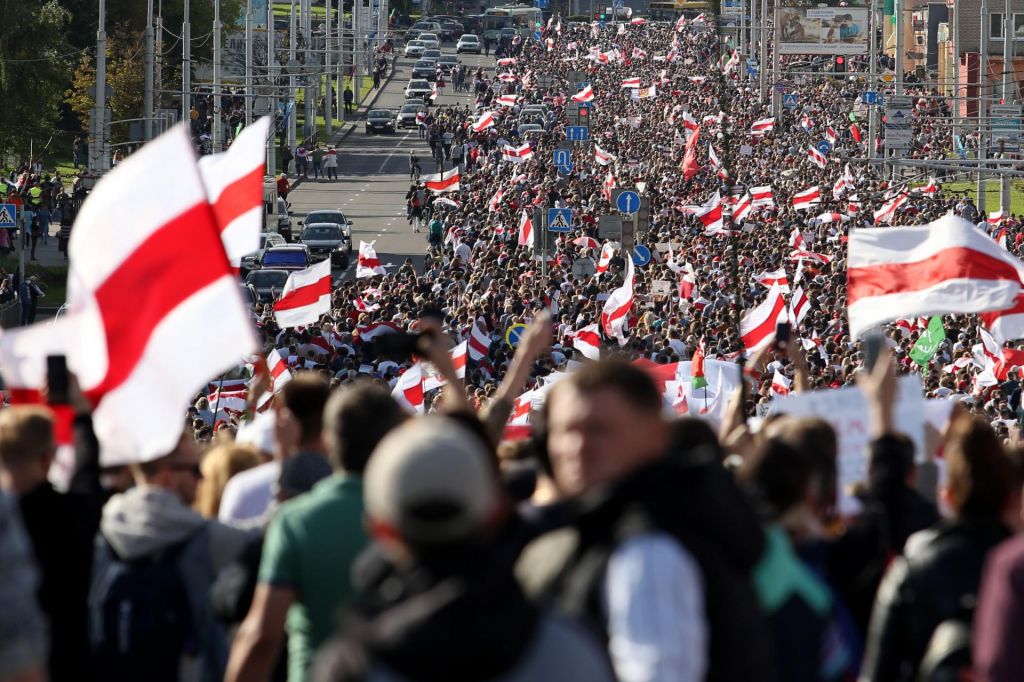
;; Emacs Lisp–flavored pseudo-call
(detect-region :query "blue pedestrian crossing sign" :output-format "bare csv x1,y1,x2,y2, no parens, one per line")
632,245,652,266
566,126,590,142
0,204,16,228
782,93,798,110
547,207,573,232
616,190,640,214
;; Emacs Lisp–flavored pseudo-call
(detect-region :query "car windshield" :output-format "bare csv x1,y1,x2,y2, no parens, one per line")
409,80,429,89
246,270,289,287
462,35,479,41
401,105,423,113
263,250,308,266
368,110,392,119
302,226,342,240
415,60,432,68
305,211,347,225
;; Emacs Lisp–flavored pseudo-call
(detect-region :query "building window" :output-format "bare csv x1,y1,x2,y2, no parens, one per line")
992,12,1005,40
1015,14,1024,39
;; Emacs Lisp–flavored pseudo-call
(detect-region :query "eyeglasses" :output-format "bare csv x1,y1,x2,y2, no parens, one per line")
165,463,202,478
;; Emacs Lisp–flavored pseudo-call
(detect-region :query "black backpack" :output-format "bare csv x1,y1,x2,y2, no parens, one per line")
90,532,199,682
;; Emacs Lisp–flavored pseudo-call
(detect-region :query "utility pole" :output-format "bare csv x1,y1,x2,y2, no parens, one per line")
155,0,163,129
267,1,276,177
92,0,108,173
1001,0,1013,213
979,0,989,214
183,0,191,126
749,0,757,74
739,0,746,76
771,6,781,115
325,0,333,137
245,0,253,127
868,0,878,161
355,0,363,108
144,0,154,140
894,0,903,95
302,0,313,146
212,0,222,152
952,0,960,145
758,0,767,101
288,0,297,155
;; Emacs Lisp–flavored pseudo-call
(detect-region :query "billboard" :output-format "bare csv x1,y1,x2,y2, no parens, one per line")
776,7,869,55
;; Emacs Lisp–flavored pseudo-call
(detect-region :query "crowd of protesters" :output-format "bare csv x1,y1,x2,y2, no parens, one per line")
7,12,1024,682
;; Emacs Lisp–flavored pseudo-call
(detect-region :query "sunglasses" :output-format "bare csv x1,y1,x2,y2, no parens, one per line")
165,463,203,478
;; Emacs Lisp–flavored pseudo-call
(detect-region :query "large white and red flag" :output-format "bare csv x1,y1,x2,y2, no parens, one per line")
517,209,534,247
467,320,492,361
594,144,617,166
601,254,635,344
392,363,425,413
981,291,1024,344
596,242,618,276
197,116,272,267
792,186,821,210
274,258,332,328
750,118,775,136
696,191,725,234
571,323,602,360
267,348,293,392
502,142,534,163
356,240,387,278
740,283,786,351
754,268,791,293
0,124,257,465
422,341,468,391
572,84,594,102
873,192,908,224
807,146,828,169
472,111,496,132
790,286,811,327
750,185,774,208
847,214,1024,338
732,192,753,224
422,167,460,193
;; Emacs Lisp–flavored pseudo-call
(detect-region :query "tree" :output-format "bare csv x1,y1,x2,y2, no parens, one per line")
0,0,73,158
65,26,145,145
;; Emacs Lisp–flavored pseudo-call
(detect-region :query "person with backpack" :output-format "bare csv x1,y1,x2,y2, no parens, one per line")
89,433,253,682
405,184,425,233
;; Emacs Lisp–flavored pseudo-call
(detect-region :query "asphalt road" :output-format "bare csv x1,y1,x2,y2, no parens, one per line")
285,45,492,280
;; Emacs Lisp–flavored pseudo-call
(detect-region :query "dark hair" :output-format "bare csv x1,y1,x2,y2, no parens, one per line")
554,359,662,417
280,373,331,444
946,417,1017,518
668,417,724,463
769,417,838,510
739,439,814,520
323,381,406,473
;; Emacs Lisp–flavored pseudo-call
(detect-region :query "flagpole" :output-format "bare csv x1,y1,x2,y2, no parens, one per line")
212,373,226,425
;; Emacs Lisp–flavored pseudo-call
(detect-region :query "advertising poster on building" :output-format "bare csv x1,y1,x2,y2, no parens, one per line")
777,6,869,55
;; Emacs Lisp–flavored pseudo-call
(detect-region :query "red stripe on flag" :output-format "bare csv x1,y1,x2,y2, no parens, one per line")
90,202,228,398
274,274,331,311
211,165,263,232
848,247,1022,303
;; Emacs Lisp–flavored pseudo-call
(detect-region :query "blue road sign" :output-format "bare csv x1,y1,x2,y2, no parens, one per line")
547,207,573,232
862,90,878,105
632,245,652,266
553,148,571,168
505,323,527,348
556,160,573,175
616,190,640,214
782,93,798,110
535,0,549,7
614,0,623,7
566,125,590,142
0,204,16,229
598,21,606,29
533,30,542,40
816,140,832,155
577,100,592,108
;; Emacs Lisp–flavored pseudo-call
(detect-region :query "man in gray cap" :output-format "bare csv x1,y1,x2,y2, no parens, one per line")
310,416,614,682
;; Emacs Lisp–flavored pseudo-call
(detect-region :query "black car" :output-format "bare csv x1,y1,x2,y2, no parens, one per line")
299,223,350,268
245,268,290,304
365,109,396,134
412,59,437,81
436,55,459,74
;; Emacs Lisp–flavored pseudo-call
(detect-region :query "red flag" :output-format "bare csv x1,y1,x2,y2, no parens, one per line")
850,123,863,143
682,127,701,180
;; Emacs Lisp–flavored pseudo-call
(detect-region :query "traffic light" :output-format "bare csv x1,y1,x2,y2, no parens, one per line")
833,55,846,79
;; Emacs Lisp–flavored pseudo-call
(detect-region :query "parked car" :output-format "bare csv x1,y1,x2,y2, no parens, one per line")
240,231,287,275
404,79,433,100
302,209,354,244
238,282,258,307
412,60,437,81
516,123,545,137
245,268,291,303
404,40,426,57
260,244,311,271
365,108,397,134
439,21,464,40
421,49,442,63
299,223,350,268
397,103,426,129
418,32,440,49
456,34,481,54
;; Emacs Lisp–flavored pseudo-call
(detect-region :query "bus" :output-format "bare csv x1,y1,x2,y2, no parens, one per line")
647,0,713,22
481,5,543,42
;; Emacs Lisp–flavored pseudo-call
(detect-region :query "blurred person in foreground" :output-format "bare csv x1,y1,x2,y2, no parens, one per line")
0,488,48,682
860,413,1020,682
89,433,253,682
0,407,94,682
311,416,615,682
226,382,407,682
194,443,262,519
517,360,771,682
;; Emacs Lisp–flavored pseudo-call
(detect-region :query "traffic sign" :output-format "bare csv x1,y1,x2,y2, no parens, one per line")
547,208,573,232
862,90,878,105
885,95,913,150
782,93,798,110
533,31,542,41
553,148,572,173
631,245,651,266
0,204,15,228
505,323,527,348
816,140,832,155
615,190,641,214
566,125,590,142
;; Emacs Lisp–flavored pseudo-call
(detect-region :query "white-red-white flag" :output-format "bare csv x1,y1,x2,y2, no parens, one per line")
489,188,504,212
792,186,821,210
847,214,1024,338
790,286,811,327
572,84,594,102
770,371,792,396
468,320,491,361
621,77,641,88
571,324,602,360
750,118,775,136
267,348,293,392
472,111,496,132
740,283,786,351
807,146,827,169
197,116,272,267
517,209,534,247
750,185,774,208
422,167,461,193
594,144,617,166
601,255,635,344
274,258,332,328
873,193,908,224
392,363,424,413
502,142,534,163
422,341,468,392
733,192,753,224
754,268,791,293
596,242,618,276
496,94,519,107
696,192,725,234
789,227,806,249
356,240,387,278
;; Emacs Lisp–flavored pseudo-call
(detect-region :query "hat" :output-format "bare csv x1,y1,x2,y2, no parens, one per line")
365,417,500,546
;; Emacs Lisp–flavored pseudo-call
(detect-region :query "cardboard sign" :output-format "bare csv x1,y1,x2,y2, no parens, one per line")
651,279,672,299
770,375,925,515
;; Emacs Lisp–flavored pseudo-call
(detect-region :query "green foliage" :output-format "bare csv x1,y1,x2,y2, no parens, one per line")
65,26,146,144
0,0,74,157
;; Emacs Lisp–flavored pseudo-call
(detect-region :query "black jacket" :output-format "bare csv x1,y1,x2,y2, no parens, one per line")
860,517,1012,682
516,454,773,682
